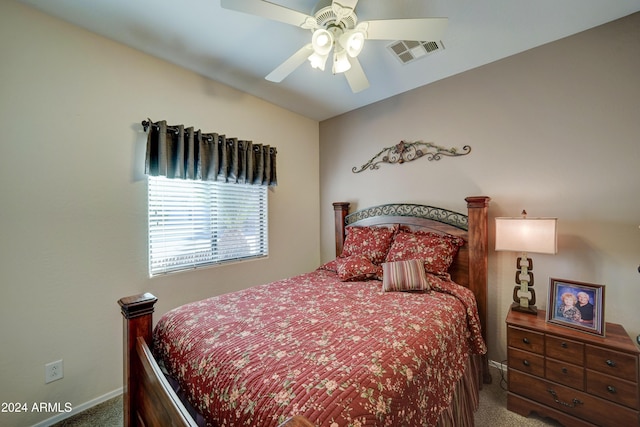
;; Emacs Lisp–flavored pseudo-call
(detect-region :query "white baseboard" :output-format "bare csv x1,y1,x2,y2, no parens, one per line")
31,387,123,427
488,358,507,372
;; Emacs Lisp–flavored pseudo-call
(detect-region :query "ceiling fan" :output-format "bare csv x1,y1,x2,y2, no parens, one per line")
220,0,448,93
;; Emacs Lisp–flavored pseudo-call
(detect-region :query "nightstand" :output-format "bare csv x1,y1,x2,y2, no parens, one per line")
506,308,640,426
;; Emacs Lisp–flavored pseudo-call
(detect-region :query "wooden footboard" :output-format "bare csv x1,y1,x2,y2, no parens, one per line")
134,336,197,426
119,293,196,427
119,293,313,427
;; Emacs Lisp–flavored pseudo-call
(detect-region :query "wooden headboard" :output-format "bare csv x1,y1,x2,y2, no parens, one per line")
332,196,491,347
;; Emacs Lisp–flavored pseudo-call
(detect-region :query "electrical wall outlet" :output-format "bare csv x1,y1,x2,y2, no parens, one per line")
45,360,64,384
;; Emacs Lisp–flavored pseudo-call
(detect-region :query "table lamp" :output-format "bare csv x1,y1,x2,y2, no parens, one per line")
495,210,557,314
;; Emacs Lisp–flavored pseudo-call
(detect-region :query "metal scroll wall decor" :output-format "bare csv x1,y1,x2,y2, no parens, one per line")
352,140,471,173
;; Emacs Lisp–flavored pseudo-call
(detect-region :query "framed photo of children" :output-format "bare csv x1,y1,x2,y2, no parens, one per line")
546,278,605,336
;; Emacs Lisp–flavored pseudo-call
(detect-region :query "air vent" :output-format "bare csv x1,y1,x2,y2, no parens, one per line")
387,40,445,65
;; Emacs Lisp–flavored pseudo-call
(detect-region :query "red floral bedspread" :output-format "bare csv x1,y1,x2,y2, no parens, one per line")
153,269,486,427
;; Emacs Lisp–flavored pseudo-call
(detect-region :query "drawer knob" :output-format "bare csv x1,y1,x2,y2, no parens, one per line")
561,367,568,374
605,359,617,367
561,342,568,348
607,385,617,394
522,337,530,344
547,389,584,408
523,360,530,367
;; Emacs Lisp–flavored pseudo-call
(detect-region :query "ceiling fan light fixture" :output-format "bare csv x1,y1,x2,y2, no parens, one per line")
311,28,334,55
308,51,329,71
332,49,351,74
339,30,365,58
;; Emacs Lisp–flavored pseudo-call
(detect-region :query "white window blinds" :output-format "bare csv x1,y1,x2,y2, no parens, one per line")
148,176,268,276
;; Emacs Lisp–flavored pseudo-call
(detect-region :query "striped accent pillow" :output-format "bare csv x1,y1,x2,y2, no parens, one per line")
382,259,430,292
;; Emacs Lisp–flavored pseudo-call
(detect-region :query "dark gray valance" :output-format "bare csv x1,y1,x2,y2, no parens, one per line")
144,119,277,186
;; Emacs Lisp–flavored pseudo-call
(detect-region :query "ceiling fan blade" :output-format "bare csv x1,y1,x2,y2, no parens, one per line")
363,17,448,41
220,0,314,28
265,44,314,82
344,57,369,93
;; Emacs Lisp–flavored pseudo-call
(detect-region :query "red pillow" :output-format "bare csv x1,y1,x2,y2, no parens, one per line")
317,258,338,272
335,255,382,281
341,225,397,264
385,231,464,276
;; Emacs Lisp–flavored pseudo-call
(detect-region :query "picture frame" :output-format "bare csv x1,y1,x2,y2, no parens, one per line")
547,278,605,336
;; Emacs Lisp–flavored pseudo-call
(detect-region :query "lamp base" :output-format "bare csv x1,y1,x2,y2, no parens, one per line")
510,302,537,315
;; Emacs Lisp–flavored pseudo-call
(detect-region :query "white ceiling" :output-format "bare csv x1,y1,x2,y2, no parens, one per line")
18,0,640,121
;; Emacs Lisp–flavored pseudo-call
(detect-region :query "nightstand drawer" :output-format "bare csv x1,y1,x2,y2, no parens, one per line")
546,358,584,390
508,326,544,354
586,369,639,409
508,347,544,377
509,369,638,427
586,345,639,380
546,335,584,365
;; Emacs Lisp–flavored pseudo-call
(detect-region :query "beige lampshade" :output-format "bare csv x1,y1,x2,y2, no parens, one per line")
495,217,558,254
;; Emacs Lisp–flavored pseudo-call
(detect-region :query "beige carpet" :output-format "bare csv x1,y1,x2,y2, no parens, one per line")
50,394,122,426
52,365,562,426
475,364,562,427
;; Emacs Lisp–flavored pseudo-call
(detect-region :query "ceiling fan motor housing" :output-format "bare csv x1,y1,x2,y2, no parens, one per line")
314,5,357,30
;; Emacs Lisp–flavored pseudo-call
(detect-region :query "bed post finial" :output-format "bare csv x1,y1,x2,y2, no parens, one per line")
118,293,158,427
333,202,350,257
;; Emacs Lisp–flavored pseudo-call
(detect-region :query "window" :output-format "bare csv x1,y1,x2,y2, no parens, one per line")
148,176,268,276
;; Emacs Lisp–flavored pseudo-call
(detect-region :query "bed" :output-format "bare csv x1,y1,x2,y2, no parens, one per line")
118,196,491,427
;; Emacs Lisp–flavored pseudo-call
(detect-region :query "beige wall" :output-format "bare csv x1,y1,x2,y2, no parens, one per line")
0,2,319,426
320,13,640,364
